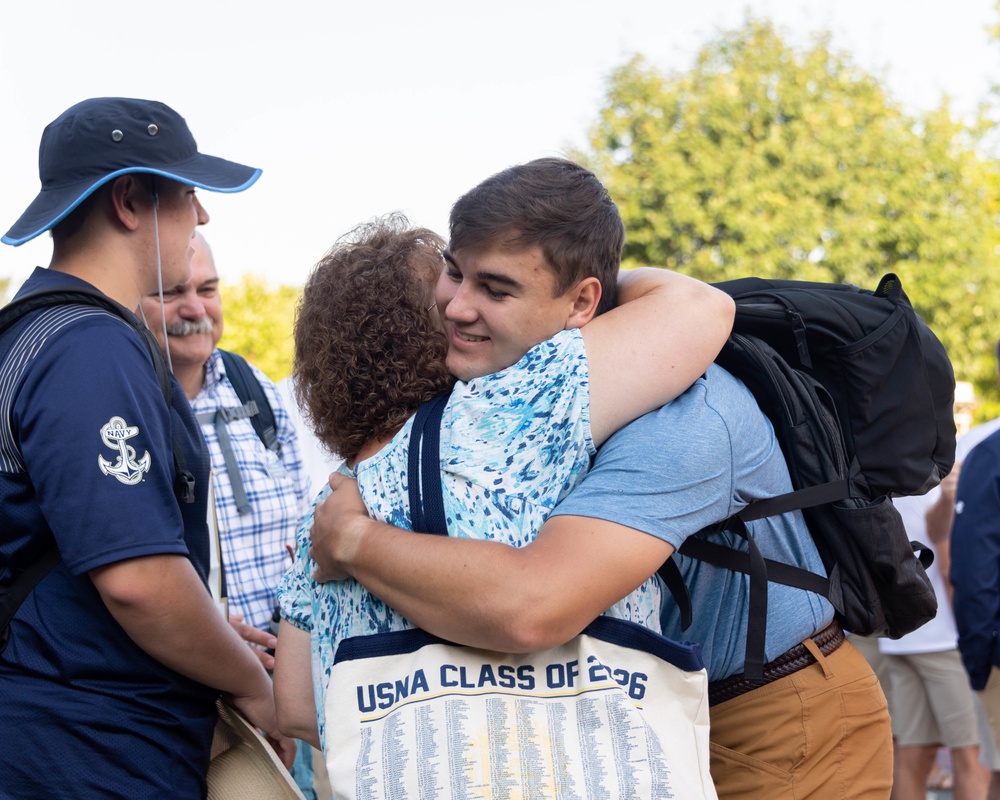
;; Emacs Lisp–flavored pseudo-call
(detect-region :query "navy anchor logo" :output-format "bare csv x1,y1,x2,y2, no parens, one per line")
98,416,151,485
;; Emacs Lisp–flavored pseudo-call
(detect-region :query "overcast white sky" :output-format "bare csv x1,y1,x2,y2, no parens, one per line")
1,0,996,290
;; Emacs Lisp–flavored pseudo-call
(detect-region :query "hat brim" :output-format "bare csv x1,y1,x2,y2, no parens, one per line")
208,699,306,800
2,153,261,246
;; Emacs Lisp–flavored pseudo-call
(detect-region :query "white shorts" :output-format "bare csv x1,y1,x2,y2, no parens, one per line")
882,649,980,748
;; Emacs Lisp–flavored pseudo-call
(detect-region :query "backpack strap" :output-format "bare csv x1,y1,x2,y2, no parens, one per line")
737,480,851,521
672,487,834,681
0,287,173,405
196,407,255,514
657,558,694,633
407,393,451,536
668,516,771,679
682,526,933,596
218,349,281,457
0,541,59,655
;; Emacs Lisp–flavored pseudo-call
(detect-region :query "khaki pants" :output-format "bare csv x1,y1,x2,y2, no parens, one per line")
709,638,893,799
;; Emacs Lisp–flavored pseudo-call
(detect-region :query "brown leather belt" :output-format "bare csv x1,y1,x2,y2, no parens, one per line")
708,620,845,706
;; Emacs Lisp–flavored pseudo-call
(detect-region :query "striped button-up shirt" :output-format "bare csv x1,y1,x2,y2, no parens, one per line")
192,350,310,631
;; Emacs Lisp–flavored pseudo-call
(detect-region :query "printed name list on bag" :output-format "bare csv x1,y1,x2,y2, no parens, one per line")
325,622,717,800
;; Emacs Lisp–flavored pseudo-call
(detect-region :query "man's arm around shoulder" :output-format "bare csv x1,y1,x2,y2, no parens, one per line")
312,473,674,652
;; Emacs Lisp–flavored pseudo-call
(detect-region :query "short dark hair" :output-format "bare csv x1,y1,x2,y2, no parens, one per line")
293,214,454,462
449,158,623,314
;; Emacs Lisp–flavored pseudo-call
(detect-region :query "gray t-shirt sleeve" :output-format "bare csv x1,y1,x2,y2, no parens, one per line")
551,365,834,680
552,365,760,545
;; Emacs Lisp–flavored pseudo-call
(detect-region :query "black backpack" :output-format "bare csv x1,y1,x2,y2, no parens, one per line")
217,348,280,458
0,287,194,653
659,273,953,679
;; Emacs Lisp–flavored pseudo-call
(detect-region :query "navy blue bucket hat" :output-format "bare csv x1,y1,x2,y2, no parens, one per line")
3,97,262,246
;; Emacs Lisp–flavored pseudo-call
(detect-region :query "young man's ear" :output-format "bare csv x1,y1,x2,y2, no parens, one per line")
109,175,147,232
565,276,602,329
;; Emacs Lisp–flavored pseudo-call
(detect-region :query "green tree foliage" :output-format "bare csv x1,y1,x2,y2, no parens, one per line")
218,274,301,382
585,18,1000,418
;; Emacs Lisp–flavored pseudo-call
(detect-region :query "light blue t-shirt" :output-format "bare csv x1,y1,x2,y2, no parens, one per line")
279,328,665,748
552,364,834,681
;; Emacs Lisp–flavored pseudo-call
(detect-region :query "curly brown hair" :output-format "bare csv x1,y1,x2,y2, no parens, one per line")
293,214,455,463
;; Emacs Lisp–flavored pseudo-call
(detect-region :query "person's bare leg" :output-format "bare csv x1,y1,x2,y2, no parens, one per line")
988,771,1000,800
928,749,953,791
892,745,936,800
950,745,989,800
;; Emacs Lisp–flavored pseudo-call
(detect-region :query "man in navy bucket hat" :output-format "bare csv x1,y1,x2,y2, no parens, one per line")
3,97,260,245
0,98,295,798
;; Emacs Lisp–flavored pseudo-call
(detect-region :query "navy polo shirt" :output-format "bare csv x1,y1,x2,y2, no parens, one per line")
0,268,216,798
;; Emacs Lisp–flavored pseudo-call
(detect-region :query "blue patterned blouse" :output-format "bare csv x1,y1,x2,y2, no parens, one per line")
279,328,661,748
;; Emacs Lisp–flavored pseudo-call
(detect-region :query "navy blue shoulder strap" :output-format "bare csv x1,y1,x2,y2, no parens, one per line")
0,287,173,408
407,393,451,536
